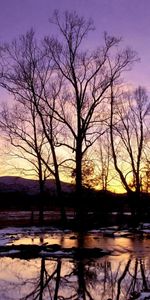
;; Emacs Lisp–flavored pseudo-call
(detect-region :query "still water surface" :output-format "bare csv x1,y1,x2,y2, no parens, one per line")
1,230,150,299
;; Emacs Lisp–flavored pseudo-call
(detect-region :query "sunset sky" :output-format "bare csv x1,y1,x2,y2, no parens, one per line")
0,0,150,89
0,0,150,192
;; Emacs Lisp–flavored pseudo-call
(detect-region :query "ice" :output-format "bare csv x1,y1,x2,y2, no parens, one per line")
137,291,150,299
0,250,20,256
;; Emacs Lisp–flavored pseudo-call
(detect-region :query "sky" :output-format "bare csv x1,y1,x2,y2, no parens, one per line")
0,0,150,89
0,0,150,191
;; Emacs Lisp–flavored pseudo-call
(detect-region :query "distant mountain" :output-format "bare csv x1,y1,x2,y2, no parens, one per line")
0,176,74,195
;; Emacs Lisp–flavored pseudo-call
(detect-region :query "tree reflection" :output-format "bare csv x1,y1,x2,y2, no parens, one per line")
19,258,62,299
1,253,150,299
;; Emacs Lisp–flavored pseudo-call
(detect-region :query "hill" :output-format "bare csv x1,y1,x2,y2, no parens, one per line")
0,176,74,195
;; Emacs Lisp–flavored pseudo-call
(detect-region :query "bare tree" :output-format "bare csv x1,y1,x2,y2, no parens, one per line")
95,131,114,191
0,99,51,224
109,85,149,216
42,11,136,220
0,30,67,223
0,11,136,225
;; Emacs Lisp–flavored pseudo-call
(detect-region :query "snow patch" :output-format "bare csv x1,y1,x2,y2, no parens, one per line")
137,291,150,299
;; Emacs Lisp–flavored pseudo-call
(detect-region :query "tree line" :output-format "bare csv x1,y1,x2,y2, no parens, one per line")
0,11,149,224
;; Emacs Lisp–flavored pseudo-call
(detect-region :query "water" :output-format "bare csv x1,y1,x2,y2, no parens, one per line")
1,254,150,299
1,229,150,299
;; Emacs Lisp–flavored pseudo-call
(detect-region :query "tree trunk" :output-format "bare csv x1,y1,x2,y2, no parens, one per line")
76,141,82,195
75,139,84,228
38,156,45,226
127,190,141,226
49,141,67,225
55,171,67,226
39,178,44,226
39,258,45,300
54,260,61,300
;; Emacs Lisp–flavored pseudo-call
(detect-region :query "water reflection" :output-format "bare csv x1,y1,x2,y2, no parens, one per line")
3,231,150,299
1,253,150,299
11,231,150,258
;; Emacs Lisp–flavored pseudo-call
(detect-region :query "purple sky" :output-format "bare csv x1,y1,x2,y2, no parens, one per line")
0,0,150,88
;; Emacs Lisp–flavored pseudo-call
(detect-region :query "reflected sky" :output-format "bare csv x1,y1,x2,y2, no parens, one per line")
2,230,150,298
10,231,150,257
0,253,150,299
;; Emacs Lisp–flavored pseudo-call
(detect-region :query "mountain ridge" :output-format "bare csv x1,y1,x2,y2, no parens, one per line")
0,176,74,194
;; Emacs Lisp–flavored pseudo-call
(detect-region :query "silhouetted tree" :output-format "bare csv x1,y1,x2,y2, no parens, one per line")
43,11,136,220
0,30,67,223
110,86,149,217
0,11,137,226
95,131,114,191
0,100,50,224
